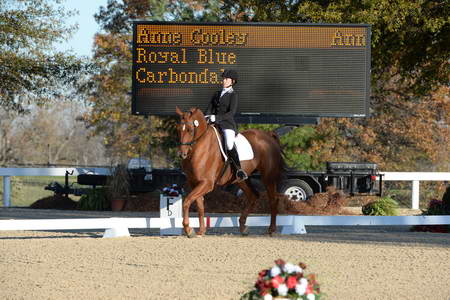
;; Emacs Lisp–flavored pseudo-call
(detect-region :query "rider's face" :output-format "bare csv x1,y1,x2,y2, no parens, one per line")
222,77,233,88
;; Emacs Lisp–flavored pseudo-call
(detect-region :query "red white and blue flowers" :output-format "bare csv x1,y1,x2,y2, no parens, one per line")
242,259,321,300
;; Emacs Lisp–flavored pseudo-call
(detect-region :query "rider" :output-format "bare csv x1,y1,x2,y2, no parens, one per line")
205,69,248,182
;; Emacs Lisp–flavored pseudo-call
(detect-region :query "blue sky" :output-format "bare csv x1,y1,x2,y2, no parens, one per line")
56,0,108,57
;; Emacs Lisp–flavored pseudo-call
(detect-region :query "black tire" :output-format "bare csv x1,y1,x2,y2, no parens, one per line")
278,179,314,201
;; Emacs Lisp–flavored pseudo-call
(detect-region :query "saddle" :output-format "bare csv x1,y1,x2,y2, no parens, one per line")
211,125,254,161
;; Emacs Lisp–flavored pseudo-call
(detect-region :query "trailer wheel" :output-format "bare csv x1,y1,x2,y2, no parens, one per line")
278,179,313,201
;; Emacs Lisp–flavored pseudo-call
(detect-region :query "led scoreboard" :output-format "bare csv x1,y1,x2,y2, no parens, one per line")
132,22,371,121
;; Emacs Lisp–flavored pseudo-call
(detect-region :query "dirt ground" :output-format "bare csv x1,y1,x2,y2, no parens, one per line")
1,188,448,299
29,186,389,215
1,227,449,300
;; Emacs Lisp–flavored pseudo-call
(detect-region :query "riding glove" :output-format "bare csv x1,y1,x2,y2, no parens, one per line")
205,115,216,123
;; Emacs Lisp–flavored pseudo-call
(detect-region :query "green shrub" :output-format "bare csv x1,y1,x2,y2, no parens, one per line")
362,196,399,216
77,188,109,211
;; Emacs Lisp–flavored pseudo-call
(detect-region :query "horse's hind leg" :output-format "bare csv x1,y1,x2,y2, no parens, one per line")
265,182,279,235
238,179,259,235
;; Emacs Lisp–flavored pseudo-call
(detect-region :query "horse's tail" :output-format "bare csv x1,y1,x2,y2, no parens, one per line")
269,131,280,144
269,131,288,186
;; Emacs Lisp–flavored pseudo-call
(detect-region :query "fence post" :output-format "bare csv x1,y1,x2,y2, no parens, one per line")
2,176,11,207
412,180,420,210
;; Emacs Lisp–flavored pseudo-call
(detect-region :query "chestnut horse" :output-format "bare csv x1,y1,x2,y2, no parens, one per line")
175,107,286,237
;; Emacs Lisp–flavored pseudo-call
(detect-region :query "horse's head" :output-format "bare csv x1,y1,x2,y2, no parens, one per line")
175,106,208,159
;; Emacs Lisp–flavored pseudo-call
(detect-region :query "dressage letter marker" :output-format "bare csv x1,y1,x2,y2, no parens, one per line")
160,194,183,235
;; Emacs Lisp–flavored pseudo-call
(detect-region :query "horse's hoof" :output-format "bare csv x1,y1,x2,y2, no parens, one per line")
266,231,280,237
240,226,249,236
186,229,197,238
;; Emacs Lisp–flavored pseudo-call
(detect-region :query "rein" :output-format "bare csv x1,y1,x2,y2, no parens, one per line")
179,121,210,147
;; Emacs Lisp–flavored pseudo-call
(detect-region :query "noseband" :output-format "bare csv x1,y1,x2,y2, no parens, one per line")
179,120,209,147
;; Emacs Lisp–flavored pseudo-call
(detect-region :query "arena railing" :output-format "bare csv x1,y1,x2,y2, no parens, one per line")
1,168,449,209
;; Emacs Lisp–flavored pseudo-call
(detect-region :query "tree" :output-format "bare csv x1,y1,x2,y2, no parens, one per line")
0,0,93,112
84,0,222,166
222,0,449,96
0,109,17,165
222,0,449,171
303,0,450,171
2,102,110,166
85,0,449,171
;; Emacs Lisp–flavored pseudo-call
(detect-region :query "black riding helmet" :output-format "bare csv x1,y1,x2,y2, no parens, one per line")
222,69,238,84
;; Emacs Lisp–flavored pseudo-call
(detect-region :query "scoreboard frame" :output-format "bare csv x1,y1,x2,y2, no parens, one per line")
132,21,371,123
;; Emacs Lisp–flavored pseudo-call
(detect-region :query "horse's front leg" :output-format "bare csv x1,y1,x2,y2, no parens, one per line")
182,181,213,238
195,196,206,236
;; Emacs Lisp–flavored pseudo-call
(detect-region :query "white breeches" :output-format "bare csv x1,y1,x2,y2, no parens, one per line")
223,129,236,150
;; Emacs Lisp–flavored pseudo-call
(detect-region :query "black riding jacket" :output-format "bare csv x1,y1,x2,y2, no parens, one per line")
205,88,238,131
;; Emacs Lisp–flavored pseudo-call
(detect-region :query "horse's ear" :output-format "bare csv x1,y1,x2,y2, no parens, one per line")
190,107,204,117
175,106,183,117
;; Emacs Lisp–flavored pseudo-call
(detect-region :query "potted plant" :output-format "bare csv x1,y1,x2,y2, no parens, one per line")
77,188,109,211
107,164,130,211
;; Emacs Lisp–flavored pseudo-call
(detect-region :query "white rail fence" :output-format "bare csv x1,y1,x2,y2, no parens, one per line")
1,168,450,238
1,168,450,209
1,215,450,238
381,172,450,209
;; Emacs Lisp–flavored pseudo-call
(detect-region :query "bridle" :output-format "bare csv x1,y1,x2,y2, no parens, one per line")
178,120,210,147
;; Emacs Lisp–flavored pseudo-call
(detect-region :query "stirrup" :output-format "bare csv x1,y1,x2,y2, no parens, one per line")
236,169,248,181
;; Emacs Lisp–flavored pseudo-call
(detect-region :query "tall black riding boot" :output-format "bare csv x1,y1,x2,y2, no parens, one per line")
227,146,248,182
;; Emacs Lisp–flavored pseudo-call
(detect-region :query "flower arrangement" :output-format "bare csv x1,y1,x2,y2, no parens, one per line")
241,259,322,300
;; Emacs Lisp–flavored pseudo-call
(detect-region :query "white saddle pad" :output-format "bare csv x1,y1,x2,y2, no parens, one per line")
212,127,254,161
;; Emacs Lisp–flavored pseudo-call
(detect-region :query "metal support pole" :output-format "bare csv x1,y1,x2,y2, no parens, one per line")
2,176,11,207
412,180,420,210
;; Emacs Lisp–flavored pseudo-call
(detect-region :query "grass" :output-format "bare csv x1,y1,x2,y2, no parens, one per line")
1,176,81,207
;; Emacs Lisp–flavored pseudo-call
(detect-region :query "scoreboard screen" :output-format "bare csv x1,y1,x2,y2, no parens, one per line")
132,22,371,120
